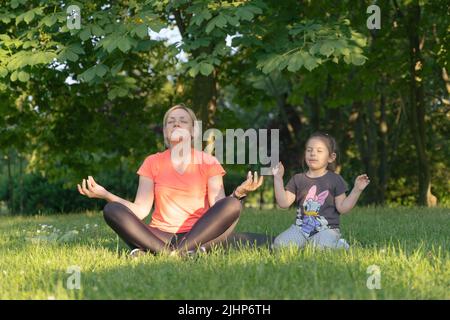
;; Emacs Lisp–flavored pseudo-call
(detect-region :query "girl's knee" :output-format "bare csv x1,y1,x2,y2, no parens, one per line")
272,236,284,248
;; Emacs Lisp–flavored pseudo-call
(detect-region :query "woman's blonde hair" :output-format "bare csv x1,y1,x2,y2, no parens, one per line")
163,104,199,148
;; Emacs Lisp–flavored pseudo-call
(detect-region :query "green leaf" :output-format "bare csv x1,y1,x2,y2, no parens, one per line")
343,54,352,64
199,63,214,76
309,43,321,56
99,34,119,53
0,34,11,41
303,54,318,71
91,25,105,37
132,24,148,39
69,44,85,55
42,14,57,27
61,50,79,62
80,67,96,82
205,21,214,34
215,15,227,28
0,66,8,78
351,54,367,66
225,15,240,26
135,39,156,51
0,13,13,23
110,61,124,75
10,70,18,82
10,0,19,9
192,9,212,26
319,42,335,57
108,89,117,100
205,15,227,34
148,20,165,33
188,64,200,77
287,52,304,72
117,87,128,97
24,10,35,24
95,64,108,77
236,7,254,21
340,47,351,56
245,4,263,15
259,55,282,74
79,28,91,41
118,36,132,52
18,71,30,82
22,40,38,49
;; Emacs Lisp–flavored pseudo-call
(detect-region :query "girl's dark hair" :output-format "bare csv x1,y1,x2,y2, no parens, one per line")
303,132,339,172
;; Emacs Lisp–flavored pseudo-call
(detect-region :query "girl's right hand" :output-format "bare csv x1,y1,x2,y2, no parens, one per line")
77,176,109,199
271,161,284,179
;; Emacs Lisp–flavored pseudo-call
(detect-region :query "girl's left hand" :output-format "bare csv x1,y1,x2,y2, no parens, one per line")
355,174,370,191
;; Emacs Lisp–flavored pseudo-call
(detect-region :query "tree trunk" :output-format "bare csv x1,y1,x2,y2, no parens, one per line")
310,95,320,132
277,92,303,171
192,72,217,129
173,9,217,131
366,100,381,204
7,148,14,214
378,93,388,204
354,100,381,205
19,153,24,214
118,159,123,197
406,2,436,206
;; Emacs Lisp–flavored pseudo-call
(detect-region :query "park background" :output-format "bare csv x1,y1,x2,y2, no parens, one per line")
0,0,448,300
0,0,449,215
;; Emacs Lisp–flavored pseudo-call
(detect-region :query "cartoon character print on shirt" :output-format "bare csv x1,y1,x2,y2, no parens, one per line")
295,185,330,237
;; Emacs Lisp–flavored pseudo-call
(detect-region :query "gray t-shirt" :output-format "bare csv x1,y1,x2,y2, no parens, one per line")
285,171,348,228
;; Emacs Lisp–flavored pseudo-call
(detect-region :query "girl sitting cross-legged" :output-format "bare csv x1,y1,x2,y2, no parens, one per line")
271,132,370,250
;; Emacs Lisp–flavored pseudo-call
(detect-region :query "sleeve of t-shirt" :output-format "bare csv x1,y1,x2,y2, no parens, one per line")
334,174,349,196
136,154,158,180
205,156,226,178
285,175,298,195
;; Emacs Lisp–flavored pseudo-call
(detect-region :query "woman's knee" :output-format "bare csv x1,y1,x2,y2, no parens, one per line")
103,201,124,223
221,196,242,220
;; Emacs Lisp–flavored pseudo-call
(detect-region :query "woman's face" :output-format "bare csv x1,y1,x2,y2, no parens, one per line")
305,137,335,170
165,108,194,145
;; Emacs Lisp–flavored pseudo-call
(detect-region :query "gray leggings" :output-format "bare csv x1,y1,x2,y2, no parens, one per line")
273,224,348,250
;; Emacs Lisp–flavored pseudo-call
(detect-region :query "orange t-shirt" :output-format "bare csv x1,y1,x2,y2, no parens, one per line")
136,148,226,233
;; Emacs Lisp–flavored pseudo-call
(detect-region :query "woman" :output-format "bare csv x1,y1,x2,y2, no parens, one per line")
77,104,265,257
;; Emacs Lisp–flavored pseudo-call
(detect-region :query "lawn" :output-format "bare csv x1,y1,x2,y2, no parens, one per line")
0,206,448,299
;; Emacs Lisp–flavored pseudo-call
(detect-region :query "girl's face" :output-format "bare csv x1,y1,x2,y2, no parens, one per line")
165,108,193,145
305,137,336,171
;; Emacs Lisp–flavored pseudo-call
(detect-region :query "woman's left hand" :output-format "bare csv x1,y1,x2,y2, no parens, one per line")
235,171,264,198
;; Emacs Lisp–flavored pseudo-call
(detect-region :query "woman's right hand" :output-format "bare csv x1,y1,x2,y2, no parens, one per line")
77,176,109,199
271,161,284,179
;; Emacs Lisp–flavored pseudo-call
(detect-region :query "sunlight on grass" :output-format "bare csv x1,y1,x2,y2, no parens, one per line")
0,207,448,299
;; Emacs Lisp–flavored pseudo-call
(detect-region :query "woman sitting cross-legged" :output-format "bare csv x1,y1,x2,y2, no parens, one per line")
77,104,269,257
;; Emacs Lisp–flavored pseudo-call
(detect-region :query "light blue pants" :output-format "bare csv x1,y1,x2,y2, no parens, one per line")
272,224,349,250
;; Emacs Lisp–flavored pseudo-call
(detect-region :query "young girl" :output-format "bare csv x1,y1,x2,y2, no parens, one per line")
271,132,370,249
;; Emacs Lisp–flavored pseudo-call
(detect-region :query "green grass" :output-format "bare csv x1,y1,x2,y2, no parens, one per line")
0,206,449,299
